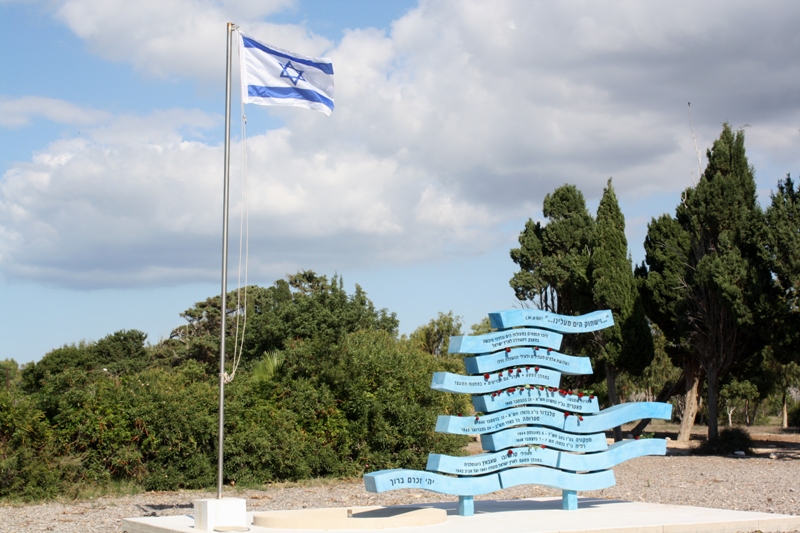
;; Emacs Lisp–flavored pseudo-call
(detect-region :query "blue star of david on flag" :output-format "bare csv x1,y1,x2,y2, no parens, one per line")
279,61,306,86
239,31,334,116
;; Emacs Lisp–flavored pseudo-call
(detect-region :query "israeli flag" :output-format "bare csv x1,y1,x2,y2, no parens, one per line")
239,32,334,116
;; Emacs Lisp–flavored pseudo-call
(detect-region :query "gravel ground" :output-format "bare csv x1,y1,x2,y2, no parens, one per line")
1,449,798,533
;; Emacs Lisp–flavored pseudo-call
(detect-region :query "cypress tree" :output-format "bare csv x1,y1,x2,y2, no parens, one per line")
764,175,800,365
639,213,699,441
640,124,768,445
763,175,800,428
510,184,594,317
590,179,654,440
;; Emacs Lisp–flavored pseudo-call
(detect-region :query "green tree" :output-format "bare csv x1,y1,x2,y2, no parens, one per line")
164,271,398,371
470,317,493,336
21,343,93,393
409,311,463,357
510,185,595,358
640,124,768,445
719,378,759,426
165,281,293,367
91,330,149,374
0,360,20,393
763,175,800,428
590,179,654,440
510,184,595,316
766,355,800,428
636,326,682,402
638,214,701,441
764,175,800,367
21,330,150,393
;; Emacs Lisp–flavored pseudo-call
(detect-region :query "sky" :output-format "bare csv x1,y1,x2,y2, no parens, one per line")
2,0,800,365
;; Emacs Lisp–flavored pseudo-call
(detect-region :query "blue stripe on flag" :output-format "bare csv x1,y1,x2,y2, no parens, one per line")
242,36,334,75
248,85,334,111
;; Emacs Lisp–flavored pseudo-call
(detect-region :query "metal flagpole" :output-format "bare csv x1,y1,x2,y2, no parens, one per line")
217,21,235,500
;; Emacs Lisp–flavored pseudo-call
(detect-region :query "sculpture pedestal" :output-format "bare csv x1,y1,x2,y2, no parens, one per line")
193,498,247,531
458,495,474,516
562,490,577,510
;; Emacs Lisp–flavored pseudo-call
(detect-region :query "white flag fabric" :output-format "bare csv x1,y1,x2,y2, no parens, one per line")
239,32,334,116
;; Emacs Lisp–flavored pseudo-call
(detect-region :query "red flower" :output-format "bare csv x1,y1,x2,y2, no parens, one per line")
589,395,595,399
534,366,540,372
505,347,511,353
491,392,497,397
484,373,490,380
507,450,513,456
508,369,513,376
534,346,539,351
475,416,480,422
577,392,584,398
526,366,530,371
547,348,552,354
578,415,584,421
541,445,546,449
564,412,570,417
508,388,516,393
516,368,522,374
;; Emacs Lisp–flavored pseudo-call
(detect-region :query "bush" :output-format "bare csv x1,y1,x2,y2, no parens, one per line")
27,361,217,492
329,330,471,472
789,402,800,428
695,427,754,456
2,277,480,500
0,392,66,500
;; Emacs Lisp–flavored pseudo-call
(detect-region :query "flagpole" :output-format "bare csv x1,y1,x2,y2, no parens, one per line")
217,21,235,500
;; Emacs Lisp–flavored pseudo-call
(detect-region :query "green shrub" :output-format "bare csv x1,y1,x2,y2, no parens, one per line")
0,392,64,500
789,402,800,428
695,427,755,456
2,277,482,500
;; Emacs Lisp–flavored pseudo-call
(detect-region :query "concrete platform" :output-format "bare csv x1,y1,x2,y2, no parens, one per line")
252,506,447,529
122,497,800,533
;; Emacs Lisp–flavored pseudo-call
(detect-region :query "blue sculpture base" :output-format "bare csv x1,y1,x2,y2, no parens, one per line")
562,489,577,510
458,495,474,516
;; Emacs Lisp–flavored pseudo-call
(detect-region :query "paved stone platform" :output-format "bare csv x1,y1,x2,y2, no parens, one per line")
122,497,800,533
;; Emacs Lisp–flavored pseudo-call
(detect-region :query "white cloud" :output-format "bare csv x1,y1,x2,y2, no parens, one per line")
2,0,800,287
53,0,330,81
0,108,500,287
0,96,110,128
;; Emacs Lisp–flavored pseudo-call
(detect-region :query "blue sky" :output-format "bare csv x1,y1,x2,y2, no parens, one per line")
2,0,799,365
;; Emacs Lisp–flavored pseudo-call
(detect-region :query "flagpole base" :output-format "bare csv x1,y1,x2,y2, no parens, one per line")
194,498,247,531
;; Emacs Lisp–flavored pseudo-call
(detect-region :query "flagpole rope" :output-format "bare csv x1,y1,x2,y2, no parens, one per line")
226,29,249,384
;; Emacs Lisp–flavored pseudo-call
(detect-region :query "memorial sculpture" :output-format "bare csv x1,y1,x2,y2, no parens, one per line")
364,309,672,516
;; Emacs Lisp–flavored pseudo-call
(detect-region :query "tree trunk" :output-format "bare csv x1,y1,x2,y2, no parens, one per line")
782,392,789,429
629,373,684,437
745,399,750,426
605,361,623,442
750,401,760,427
677,362,701,442
706,365,720,445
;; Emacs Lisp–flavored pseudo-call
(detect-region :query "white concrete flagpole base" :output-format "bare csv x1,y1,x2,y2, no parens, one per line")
194,498,247,531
